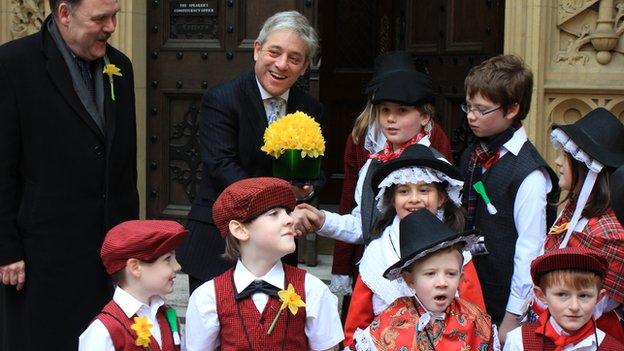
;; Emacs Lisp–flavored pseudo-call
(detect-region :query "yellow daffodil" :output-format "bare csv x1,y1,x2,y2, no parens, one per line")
267,283,306,334
130,316,153,348
103,55,122,101
261,111,325,159
548,222,569,235
278,283,307,315
103,63,122,78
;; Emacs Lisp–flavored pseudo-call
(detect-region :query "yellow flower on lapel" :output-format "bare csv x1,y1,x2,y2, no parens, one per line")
103,55,122,101
278,283,306,315
267,283,306,334
130,315,153,348
103,63,122,78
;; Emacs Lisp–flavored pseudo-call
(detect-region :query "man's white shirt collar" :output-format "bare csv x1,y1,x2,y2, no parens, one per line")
113,286,165,318
234,260,285,294
255,77,289,102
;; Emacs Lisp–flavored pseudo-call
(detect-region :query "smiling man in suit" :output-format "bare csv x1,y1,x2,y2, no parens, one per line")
178,11,324,292
0,0,139,349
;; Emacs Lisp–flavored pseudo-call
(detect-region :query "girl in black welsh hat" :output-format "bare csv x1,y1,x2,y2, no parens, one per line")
350,209,498,351
539,107,624,339
343,143,486,344
328,51,452,307
293,51,451,267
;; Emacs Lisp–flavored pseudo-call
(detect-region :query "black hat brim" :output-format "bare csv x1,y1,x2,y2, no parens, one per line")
383,230,479,280
552,123,624,168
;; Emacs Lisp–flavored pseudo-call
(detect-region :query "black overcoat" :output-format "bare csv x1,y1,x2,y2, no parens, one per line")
0,17,139,350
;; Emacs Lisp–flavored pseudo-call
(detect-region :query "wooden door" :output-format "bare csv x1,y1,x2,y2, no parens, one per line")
402,0,506,163
146,0,319,219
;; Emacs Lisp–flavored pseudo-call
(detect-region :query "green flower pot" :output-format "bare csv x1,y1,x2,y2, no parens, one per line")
272,149,321,181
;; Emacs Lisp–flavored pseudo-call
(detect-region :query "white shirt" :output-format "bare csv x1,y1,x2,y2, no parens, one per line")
504,321,606,351
495,127,552,315
78,287,165,351
256,78,289,119
185,260,344,351
318,136,432,244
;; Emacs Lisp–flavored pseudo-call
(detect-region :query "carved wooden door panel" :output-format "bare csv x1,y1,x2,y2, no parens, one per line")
147,0,318,219
402,0,505,163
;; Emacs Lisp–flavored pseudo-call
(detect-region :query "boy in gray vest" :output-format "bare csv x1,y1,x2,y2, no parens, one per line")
459,54,560,343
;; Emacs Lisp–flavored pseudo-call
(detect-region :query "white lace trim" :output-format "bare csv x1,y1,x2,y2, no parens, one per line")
364,119,386,154
375,166,464,211
360,217,417,315
352,327,376,351
550,128,604,173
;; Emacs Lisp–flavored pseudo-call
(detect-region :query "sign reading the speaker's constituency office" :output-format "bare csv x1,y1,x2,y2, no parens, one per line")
171,1,217,17
170,0,218,39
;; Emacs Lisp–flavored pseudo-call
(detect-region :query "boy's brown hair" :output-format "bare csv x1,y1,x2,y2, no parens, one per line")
536,269,603,292
223,234,242,261
464,54,533,120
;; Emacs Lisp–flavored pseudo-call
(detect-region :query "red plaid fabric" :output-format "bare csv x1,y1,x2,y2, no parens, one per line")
545,205,624,303
369,130,428,162
213,177,296,237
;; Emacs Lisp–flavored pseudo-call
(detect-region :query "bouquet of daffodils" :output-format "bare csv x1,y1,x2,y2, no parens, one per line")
261,111,325,180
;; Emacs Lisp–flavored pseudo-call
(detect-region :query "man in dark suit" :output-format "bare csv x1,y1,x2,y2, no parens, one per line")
0,0,139,349
178,11,323,292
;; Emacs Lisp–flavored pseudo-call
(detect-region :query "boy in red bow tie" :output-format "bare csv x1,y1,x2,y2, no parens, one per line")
504,247,624,350
184,177,343,350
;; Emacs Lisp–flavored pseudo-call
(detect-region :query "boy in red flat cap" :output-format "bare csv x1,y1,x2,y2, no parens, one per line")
504,247,624,350
79,220,188,351
185,177,343,351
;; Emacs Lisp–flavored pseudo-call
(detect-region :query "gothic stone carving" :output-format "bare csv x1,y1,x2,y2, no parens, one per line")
10,0,45,40
555,0,624,65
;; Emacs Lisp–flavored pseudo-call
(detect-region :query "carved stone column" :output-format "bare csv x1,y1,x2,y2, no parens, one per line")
505,0,624,165
9,0,45,40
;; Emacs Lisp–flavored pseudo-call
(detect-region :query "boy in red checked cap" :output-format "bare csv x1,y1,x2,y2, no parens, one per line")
504,247,624,350
184,177,343,351
78,220,188,351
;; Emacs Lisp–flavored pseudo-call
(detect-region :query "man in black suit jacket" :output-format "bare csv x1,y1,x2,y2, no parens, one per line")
178,11,324,292
0,1,138,349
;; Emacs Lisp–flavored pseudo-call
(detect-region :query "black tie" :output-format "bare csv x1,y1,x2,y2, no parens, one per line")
75,57,96,103
235,280,280,300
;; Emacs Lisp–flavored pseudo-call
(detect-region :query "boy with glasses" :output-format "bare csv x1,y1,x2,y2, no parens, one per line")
459,54,560,343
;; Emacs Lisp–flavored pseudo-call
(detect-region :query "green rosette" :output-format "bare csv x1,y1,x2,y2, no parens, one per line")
272,149,321,181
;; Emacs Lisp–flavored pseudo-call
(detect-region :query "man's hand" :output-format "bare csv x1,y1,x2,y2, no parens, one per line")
0,260,26,291
291,184,314,201
497,311,520,346
291,203,325,235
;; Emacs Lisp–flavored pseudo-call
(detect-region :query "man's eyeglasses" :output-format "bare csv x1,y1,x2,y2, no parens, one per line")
460,103,502,118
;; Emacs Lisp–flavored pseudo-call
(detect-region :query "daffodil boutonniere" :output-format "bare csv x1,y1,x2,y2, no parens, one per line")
103,55,122,101
130,315,153,349
267,283,306,334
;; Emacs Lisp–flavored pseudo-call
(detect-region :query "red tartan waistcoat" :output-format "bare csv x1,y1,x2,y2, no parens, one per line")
215,264,308,351
521,322,624,351
96,300,180,351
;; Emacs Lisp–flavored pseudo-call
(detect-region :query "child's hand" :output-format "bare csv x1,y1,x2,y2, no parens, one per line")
0,260,25,291
291,203,325,235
